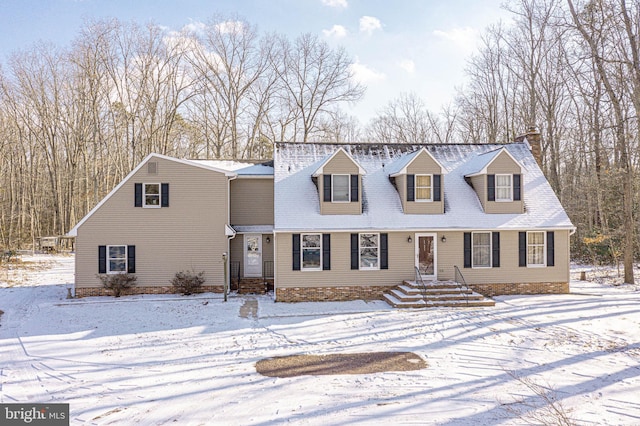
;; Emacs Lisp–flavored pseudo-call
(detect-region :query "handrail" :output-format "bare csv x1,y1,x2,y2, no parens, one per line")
414,266,428,304
453,265,470,306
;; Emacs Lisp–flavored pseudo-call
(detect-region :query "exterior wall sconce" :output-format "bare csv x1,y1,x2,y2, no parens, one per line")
441,235,446,243
407,236,413,243
266,236,271,243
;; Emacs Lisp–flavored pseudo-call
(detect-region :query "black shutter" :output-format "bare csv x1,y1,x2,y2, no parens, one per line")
513,174,521,201
134,183,142,207
547,231,555,267
350,175,359,202
380,233,388,270
98,245,107,273
351,233,359,270
407,174,415,202
433,174,442,202
323,175,331,202
322,234,331,270
292,234,301,271
487,175,496,201
519,232,527,267
492,232,500,268
463,232,472,268
161,183,169,207
127,245,136,273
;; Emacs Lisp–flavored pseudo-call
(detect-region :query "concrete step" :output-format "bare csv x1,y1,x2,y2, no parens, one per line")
383,280,496,309
396,284,473,296
383,293,495,308
387,288,486,303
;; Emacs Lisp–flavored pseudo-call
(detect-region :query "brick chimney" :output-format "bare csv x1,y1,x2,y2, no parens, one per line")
515,126,542,167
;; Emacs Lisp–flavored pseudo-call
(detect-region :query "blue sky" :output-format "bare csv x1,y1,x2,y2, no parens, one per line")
0,0,511,122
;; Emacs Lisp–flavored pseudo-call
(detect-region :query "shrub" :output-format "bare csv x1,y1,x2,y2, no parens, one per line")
97,273,137,297
171,270,206,295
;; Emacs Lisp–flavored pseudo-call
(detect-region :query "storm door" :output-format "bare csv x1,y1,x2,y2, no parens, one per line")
244,234,262,277
415,233,436,279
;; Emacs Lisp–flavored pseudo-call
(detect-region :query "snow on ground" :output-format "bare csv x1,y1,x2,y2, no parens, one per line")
1,255,640,425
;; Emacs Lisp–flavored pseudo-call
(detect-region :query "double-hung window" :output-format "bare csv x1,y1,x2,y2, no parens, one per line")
527,231,546,266
332,174,350,202
359,233,379,270
144,183,160,207
495,174,512,201
302,234,322,271
472,232,491,268
415,175,432,201
108,245,127,273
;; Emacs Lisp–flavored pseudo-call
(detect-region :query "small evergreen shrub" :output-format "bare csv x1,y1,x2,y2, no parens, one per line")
171,270,206,295
97,273,137,297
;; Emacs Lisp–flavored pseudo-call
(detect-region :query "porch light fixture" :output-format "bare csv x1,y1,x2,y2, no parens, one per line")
266,236,271,243
441,235,446,243
407,236,413,243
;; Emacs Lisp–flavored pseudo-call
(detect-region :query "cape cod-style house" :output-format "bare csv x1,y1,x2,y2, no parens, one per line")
69,128,575,303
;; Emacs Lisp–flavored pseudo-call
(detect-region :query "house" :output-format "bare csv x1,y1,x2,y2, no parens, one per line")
70,128,575,301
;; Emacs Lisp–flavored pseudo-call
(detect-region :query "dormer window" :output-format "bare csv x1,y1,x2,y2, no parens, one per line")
495,174,512,201
415,175,433,202
332,174,350,202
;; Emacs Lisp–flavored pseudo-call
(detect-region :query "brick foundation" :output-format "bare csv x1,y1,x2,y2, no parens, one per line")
468,282,569,297
75,285,224,298
238,278,275,294
275,285,394,302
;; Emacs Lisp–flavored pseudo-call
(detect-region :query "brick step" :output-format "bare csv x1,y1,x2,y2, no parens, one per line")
238,278,267,294
383,293,495,308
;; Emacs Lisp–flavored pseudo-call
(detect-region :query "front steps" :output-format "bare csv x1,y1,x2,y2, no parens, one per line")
383,280,495,308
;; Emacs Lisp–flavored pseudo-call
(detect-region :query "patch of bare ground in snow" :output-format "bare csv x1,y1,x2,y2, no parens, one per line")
256,352,427,377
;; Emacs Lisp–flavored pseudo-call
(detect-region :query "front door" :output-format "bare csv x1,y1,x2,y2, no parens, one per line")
415,233,436,279
244,234,262,277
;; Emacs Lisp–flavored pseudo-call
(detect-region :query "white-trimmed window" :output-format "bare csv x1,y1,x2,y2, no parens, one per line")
144,183,161,207
527,231,546,266
108,245,127,273
359,233,379,270
472,232,491,268
332,174,350,202
415,175,432,201
302,234,322,271
495,174,512,201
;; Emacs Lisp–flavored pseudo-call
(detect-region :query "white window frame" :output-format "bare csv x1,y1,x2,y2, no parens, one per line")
495,174,513,202
472,231,492,269
143,183,161,208
301,233,322,271
331,174,350,203
107,245,127,274
527,231,546,267
415,174,433,202
359,233,380,270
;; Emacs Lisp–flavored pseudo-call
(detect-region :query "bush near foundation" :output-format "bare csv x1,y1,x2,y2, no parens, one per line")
97,273,137,297
171,270,206,295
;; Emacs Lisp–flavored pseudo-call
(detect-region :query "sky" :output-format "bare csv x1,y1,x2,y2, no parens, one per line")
0,0,512,123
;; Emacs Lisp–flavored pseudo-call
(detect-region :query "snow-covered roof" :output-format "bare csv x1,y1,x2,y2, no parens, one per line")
311,147,366,177
274,142,574,232
189,160,274,177
464,147,522,177
386,147,446,177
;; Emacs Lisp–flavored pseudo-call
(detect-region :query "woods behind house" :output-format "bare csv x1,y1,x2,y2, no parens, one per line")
1,0,639,282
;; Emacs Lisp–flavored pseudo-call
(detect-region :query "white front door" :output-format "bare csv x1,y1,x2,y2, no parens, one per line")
244,234,262,277
415,233,437,279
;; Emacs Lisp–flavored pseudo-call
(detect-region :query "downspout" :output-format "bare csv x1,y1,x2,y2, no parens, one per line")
225,173,238,301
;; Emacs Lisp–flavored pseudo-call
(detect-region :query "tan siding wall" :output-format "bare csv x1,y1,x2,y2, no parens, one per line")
230,178,273,225
275,229,569,298
485,151,524,213
76,157,230,291
394,151,445,214
406,151,442,174
230,233,274,279
487,151,522,174
395,175,407,212
469,175,486,210
319,174,362,215
323,150,360,174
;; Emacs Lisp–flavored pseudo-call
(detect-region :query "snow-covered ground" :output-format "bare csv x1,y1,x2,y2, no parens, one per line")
1,255,640,425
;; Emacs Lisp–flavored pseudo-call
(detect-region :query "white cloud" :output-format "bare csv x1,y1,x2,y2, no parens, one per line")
321,0,348,8
216,20,244,35
399,59,415,74
183,21,206,34
433,27,477,53
359,16,382,35
322,24,348,39
349,59,385,83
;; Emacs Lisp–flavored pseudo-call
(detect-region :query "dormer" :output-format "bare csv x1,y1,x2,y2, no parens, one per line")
312,148,365,215
465,148,524,214
388,148,445,214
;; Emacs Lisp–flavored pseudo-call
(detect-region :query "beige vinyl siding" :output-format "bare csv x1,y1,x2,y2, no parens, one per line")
487,151,522,173
230,178,274,225
485,151,524,214
469,175,487,210
275,232,414,290
76,157,230,289
395,175,408,212
275,229,570,293
405,151,442,173
437,230,570,284
394,151,445,214
319,150,362,215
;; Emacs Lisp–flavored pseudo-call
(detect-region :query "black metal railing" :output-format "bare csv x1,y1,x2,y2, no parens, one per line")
263,261,274,279
454,265,470,306
230,261,241,282
414,266,429,304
